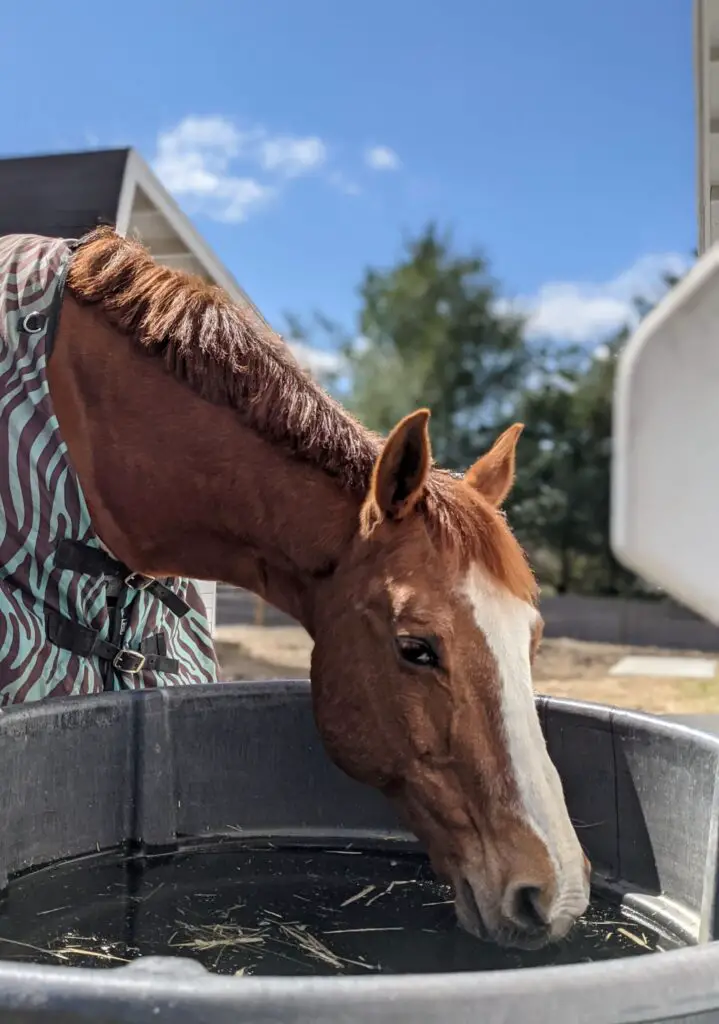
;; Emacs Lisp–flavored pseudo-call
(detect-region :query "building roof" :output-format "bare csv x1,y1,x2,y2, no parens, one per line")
0,147,259,313
0,149,130,240
695,0,719,253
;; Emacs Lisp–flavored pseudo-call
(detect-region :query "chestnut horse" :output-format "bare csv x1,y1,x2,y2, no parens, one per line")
41,227,589,948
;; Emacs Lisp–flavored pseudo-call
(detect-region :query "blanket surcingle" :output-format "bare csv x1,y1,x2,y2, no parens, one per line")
0,233,219,703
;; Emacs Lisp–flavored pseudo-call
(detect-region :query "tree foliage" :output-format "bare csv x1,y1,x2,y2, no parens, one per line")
508,332,639,594
345,225,529,467
509,272,682,596
287,227,685,597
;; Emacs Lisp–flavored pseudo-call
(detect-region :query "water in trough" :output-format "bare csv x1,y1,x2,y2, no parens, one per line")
0,837,685,976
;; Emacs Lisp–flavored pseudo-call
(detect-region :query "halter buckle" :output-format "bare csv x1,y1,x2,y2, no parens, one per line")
113,649,146,674
124,572,155,591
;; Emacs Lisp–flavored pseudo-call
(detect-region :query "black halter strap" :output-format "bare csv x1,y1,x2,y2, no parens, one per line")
55,540,190,618
47,540,191,683
45,611,179,676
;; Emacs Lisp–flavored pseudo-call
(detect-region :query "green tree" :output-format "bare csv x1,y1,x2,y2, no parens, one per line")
287,228,687,599
509,334,636,594
509,270,684,595
342,224,530,467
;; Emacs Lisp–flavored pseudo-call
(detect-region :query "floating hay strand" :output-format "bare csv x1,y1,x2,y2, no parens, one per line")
135,883,165,904
365,879,418,907
0,937,70,961
275,922,375,972
589,918,656,951
35,906,71,917
54,946,130,963
276,923,345,970
324,927,404,935
170,922,268,953
616,926,651,950
168,910,379,974
0,933,133,965
340,885,375,908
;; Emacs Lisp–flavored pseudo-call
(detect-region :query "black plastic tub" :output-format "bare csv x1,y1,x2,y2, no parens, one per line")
0,681,718,1022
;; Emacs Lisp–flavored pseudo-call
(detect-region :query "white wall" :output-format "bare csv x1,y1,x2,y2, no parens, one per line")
194,579,217,636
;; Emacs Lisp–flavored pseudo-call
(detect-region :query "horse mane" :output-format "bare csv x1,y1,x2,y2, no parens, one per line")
66,226,379,493
66,227,536,603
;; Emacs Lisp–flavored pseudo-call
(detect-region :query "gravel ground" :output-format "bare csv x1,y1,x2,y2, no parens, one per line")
214,627,719,715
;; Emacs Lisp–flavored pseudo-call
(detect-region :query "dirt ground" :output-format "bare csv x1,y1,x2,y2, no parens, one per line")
214,625,719,715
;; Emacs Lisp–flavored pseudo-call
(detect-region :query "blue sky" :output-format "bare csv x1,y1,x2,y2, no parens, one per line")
2,0,695,357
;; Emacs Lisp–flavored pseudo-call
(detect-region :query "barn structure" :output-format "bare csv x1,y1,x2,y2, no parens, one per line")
0,146,264,636
610,0,719,627
696,0,719,252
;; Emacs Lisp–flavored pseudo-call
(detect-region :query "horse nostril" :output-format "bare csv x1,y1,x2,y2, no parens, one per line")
506,883,550,931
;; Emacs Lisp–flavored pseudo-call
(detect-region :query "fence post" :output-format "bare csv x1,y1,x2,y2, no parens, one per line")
254,595,267,627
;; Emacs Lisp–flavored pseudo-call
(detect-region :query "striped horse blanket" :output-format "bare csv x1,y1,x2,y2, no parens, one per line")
0,233,219,703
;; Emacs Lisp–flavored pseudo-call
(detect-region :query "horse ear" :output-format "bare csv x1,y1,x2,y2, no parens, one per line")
464,423,523,508
361,409,432,534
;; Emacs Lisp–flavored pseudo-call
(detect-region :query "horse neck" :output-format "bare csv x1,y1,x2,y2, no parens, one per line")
47,297,364,635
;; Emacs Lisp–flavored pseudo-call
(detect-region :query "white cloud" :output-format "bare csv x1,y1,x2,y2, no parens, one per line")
327,170,361,196
160,115,241,158
259,136,326,178
286,340,344,378
502,252,692,343
153,115,328,223
351,334,371,354
153,117,272,223
364,145,401,171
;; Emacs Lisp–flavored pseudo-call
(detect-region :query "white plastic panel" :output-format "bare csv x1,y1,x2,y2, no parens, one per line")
612,243,719,625
193,579,217,636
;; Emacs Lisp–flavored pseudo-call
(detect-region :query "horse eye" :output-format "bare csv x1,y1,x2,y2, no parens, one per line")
396,636,440,669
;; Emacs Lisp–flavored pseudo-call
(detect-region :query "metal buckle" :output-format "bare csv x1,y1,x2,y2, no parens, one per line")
20,312,47,334
124,572,155,591
112,649,146,674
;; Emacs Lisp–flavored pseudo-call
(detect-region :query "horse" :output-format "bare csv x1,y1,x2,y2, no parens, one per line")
1,226,589,950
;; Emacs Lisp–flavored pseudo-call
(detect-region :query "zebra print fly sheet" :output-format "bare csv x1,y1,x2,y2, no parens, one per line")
0,233,219,703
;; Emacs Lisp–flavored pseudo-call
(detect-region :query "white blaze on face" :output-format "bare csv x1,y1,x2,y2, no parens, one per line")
458,564,585,889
